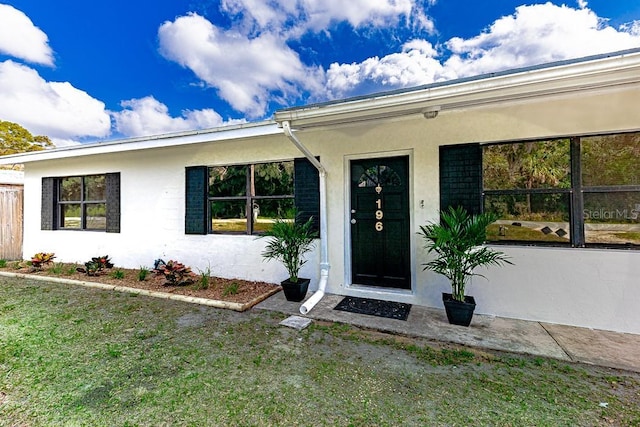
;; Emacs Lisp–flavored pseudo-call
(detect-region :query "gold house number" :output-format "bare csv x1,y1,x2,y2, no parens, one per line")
375,198,383,231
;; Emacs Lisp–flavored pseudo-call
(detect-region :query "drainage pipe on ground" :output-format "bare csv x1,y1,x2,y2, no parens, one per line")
282,120,329,315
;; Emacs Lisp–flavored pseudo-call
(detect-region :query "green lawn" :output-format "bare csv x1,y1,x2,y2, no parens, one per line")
1,277,639,426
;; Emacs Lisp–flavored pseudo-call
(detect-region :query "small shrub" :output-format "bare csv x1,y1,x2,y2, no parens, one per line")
223,281,240,296
154,259,195,286
50,263,65,275
137,267,150,281
110,269,125,279
0,259,7,268
11,261,22,270
31,252,56,269
66,265,78,276
195,265,211,290
76,255,114,276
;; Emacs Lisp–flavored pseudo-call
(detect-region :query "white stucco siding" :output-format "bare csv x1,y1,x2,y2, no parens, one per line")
467,247,640,334
22,135,321,285
287,86,640,334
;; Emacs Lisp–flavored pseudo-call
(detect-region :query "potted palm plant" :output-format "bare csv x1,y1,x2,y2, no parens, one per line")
419,206,511,326
261,216,317,302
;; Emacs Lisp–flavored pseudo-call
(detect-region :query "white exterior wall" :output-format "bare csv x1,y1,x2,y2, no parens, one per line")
286,86,640,335
19,85,640,334
23,135,320,284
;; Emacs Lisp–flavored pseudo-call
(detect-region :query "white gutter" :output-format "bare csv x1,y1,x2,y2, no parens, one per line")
282,121,329,315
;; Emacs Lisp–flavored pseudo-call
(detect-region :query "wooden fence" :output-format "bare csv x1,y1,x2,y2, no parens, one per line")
0,184,23,260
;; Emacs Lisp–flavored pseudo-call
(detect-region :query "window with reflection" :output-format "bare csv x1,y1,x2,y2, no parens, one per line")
356,164,402,188
581,133,640,246
58,175,106,230
482,132,640,247
208,162,294,234
483,139,571,244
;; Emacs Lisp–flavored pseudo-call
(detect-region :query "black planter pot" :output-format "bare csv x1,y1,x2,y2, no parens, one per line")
442,293,476,327
281,278,310,302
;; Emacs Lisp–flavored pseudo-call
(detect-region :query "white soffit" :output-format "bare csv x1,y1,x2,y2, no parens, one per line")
274,49,640,129
0,121,281,164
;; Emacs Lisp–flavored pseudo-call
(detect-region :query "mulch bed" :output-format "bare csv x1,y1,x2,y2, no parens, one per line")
0,263,281,306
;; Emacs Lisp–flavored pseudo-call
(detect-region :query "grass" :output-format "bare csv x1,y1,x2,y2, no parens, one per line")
137,266,150,282
1,276,639,426
195,265,211,290
614,231,640,241
110,269,125,279
222,281,239,296
50,262,65,275
487,223,568,243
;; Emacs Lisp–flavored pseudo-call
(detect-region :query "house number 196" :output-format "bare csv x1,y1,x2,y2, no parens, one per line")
375,198,383,231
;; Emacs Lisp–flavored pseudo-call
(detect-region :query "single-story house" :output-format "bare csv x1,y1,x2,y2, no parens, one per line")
1,48,639,334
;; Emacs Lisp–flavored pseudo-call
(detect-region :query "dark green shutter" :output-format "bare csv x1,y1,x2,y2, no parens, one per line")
439,144,482,215
185,166,208,235
105,173,121,233
41,177,56,230
294,157,320,232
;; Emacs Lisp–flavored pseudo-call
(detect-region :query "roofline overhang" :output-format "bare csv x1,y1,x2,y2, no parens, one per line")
274,48,640,129
0,120,280,165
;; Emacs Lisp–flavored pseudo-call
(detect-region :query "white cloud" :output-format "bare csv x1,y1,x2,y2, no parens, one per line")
220,0,434,35
158,2,437,116
111,96,245,137
620,20,640,36
442,3,640,79
158,13,323,118
326,39,441,98
325,3,640,98
297,0,429,32
0,4,54,66
0,60,111,142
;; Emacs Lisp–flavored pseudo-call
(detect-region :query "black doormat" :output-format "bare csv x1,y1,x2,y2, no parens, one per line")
334,296,411,321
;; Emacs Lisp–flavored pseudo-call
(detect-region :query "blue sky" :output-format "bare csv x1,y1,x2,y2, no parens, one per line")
1,0,640,146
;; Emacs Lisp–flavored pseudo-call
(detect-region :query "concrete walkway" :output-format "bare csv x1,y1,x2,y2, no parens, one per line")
256,292,640,373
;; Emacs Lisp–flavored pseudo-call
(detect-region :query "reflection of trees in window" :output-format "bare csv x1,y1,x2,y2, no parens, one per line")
581,134,640,245
582,133,640,186
483,133,640,247
357,165,402,187
58,175,106,230
208,161,294,234
483,140,570,190
483,139,571,241
209,166,246,197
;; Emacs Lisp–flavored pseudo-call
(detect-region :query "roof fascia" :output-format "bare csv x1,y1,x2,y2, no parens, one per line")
274,50,640,129
0,121,280,165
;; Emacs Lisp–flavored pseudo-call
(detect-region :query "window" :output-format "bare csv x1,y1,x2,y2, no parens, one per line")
581,133,640,246
41,173,120,232
483,139,572,244
208,162,295,234
58,175,106,230
185,158,319,235
479,132,640,247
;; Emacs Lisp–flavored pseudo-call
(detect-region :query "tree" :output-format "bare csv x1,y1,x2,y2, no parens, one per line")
0,120,53,156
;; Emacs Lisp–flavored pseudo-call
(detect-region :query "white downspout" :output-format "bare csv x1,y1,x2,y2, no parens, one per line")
282,121,329,315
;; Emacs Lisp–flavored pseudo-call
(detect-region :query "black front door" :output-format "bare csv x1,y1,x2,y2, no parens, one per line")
350,156,410,289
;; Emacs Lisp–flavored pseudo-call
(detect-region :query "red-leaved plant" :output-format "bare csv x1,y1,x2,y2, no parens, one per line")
154,259,195,286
